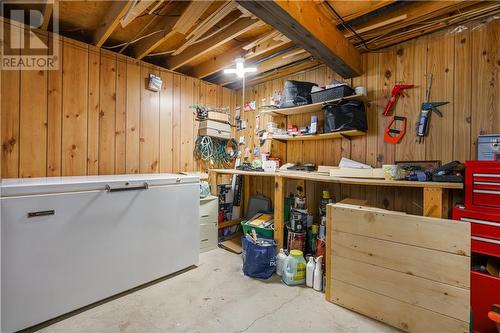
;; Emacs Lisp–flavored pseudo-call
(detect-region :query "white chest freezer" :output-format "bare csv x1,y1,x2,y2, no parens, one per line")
1,174,200,333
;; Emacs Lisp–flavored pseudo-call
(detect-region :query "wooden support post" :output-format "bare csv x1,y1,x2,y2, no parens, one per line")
423,187,449,218
274,176,285,249
325,204,333,301
243,175,251,218
208,170,218,196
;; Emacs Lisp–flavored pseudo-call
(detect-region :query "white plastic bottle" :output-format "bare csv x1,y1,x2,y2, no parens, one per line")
306,256,315,287
313,256,323,291
276,249,287,276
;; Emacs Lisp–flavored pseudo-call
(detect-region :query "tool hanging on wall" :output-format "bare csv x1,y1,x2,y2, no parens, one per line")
384,116,407,144
383,83,415,116
416,74,449,143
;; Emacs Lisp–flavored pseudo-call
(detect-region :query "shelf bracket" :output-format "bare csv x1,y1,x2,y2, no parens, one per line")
340,133,352,140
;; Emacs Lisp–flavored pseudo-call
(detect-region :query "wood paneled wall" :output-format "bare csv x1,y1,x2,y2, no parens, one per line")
238,21,499,215
1,29,236,178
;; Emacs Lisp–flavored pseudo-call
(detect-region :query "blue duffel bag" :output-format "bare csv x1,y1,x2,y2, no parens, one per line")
241,236,277,279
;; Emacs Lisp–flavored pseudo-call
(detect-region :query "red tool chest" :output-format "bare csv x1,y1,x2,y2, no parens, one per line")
466,161,500,214
453,161,500,333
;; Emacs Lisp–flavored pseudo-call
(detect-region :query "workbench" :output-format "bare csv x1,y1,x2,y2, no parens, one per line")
209,169,463,249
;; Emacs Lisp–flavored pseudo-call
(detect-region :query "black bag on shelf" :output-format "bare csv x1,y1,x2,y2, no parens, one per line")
323,100,368,133
280,80,318,108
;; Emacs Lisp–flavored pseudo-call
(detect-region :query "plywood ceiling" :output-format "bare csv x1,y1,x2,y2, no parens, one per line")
2,0,498,88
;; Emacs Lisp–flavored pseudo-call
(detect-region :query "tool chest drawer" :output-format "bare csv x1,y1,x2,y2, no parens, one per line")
471,271,500,333
453,207,500,241
472,236,500,257
466,161,500,214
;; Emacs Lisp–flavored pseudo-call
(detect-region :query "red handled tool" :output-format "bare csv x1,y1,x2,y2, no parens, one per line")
384,116,407,144
383,84,415,116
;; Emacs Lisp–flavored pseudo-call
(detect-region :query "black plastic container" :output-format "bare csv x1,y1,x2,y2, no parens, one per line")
323,100,368,133
311,84,355,104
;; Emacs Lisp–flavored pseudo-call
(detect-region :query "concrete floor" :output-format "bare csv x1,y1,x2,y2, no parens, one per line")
38,248,398,333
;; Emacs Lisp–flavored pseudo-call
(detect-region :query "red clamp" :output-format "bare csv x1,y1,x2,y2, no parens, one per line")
384,116,407,144
383,84,415,116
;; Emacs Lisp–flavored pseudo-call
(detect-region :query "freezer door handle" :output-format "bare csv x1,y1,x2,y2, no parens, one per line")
105,182,149,192
28,210,55,218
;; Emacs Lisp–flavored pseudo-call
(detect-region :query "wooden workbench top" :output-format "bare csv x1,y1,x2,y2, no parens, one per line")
209,169,463,189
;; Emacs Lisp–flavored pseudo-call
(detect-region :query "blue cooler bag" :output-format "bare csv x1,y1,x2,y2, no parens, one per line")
242,237,277,279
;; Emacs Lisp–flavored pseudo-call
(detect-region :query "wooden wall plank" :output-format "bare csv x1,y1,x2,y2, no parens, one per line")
332,230,470,288
332,255,469,321
99,50,117,175
172,74,182,172
87,45,100,175
470,20,499,158
47,35,63,177
125,59,141,174
19,35,48,178
330,205,470,255
159,71,174,173
115,56,127,174
394,38,427,161
139,65,160,173
331,279,468,333
425,31,455,162
1,64,20,178
62,38,88,176
180,76,195,172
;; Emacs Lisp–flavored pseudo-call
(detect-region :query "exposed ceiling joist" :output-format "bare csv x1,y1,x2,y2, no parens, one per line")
133,0,213,59
326,0,396,23
165,17,264,71
93,0,134,48
185,1,237,42
120,0,155,28
41,0,53,30
236,0,362,78
189,36,294,79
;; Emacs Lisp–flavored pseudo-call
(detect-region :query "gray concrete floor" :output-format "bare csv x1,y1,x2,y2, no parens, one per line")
38,248,398,333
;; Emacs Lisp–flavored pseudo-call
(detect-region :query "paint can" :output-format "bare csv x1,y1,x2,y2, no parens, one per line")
287,231,306,253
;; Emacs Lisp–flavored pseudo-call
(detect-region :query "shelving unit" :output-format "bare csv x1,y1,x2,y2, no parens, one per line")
260,94,369,116
269,130,366,142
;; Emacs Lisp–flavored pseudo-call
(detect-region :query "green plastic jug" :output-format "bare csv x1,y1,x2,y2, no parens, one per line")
282,250,306,286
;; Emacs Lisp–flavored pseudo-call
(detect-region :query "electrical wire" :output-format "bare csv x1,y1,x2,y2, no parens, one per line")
194,136,237,167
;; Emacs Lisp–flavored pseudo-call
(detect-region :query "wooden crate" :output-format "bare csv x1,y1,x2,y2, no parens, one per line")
327,204,471,333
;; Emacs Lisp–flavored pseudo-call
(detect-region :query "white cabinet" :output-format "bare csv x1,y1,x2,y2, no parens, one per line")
1,174,200,333
199,195,218,252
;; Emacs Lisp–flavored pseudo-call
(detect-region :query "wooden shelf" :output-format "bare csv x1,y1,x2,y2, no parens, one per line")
209,169,464,189
260,94,369,116
218,218,243,229
269,130,365,141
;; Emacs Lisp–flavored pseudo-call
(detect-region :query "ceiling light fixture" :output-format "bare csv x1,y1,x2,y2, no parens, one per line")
223,58,257,119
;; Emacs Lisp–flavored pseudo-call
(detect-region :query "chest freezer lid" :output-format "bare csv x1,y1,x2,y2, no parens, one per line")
1,174,199,197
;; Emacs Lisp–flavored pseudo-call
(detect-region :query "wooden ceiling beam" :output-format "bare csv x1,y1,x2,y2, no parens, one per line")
132,1,213,60
164,17,263,71
93,0,134,48
189,36,294,79
236,0,362,78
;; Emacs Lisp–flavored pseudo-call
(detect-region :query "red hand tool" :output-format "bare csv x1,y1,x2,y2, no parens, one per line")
383,84,415,116
384,116,407,144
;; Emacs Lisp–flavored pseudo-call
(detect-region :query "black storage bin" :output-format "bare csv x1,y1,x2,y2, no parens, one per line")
323,100,368,133
280,80,318,108
311,84,355,104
